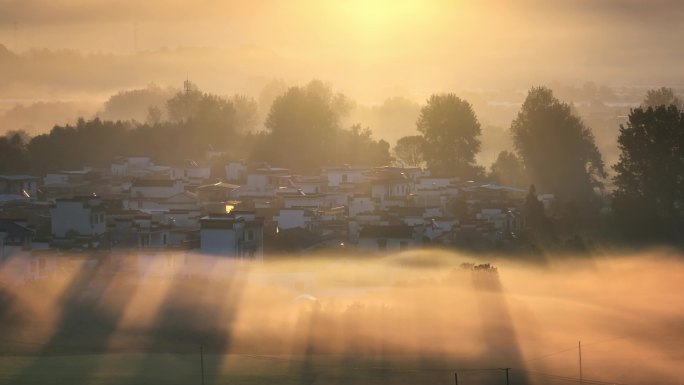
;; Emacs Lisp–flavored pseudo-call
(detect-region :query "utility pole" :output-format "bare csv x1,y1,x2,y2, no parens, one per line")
200,345,205,385
504,367,510,385
454,372,458,385
579,340,583,384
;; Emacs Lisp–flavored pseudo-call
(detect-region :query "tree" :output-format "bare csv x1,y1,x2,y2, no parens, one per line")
0,131,30,174
393,135,426,167
230,94,259,134
416,94,483,178
262,81,341,172
488,150,528,188
642,87,683,109
612,104,684,241
334,124,390,166
511,87,606,203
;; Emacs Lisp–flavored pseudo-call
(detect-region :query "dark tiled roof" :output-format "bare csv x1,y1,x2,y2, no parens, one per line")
0,219,34,236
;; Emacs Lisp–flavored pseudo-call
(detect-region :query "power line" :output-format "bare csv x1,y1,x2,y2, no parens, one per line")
513,368,631,385
523,336,627,363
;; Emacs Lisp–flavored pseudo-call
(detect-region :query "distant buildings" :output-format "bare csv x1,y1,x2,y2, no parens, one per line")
0,154,543,285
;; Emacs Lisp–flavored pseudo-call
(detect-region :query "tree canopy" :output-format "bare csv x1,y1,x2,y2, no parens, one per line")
488,150,528,188
416,94,483,178
511,87,606,203
258,80,387,172
612,104,684,241
642,87,683,109
393,135,426,167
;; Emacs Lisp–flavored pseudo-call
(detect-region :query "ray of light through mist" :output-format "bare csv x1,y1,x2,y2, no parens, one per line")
0,250,682,384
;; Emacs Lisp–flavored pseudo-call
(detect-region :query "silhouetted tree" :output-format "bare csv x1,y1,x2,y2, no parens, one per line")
642,87,683,109
263,81,341,172
525,185,545,229
0,131,30,174
393,135,425,167
488,150,528,188
417,94,483,178
230,94,259,134
145,105,162,125
99,83,173,122
612,104,684,242
332,124,390,166
511,87,606,203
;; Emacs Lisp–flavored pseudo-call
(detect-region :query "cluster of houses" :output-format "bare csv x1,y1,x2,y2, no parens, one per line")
0,155,547,284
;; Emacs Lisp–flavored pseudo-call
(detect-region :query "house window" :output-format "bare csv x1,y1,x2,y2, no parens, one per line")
342,174,348,183
163,234,167,244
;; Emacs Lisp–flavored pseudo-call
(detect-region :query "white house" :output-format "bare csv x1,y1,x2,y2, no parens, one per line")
348,195,375,218
274,208,316,231
129,179,185,202
199,212,263,258
225,162,247,182
171,163,211,184
51,196,107,238
242,167,291,196
323,166,370,187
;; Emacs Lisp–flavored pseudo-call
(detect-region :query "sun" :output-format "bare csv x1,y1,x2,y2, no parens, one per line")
331,0,432,42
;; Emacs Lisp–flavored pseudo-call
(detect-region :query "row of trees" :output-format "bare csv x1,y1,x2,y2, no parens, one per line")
2,80,390,175
392,86,684,244
394,87,605,203
2,81,683,245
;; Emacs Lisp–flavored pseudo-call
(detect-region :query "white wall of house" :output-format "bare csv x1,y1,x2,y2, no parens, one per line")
225,163,247,181
245,174,271,192
51,201,106,237
348,196,375,217
171,167,211,182
371,181,410,200
325,169,367,187
274,209,312,230
200,227,239,255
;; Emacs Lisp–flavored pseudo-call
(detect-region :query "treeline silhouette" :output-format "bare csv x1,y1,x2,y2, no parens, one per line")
1,82,683,246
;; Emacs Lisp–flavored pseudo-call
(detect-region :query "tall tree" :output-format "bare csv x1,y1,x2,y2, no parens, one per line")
488,150,528,188
416,94,483,178
263,81,340,172
511,87,606,203
612,104,684,241
0,131,30,174
393,135,426,167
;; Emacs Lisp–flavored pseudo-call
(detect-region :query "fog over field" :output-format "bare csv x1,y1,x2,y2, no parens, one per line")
1,250,682,384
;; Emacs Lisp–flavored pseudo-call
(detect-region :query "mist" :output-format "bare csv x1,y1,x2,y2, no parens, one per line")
1,250,682,384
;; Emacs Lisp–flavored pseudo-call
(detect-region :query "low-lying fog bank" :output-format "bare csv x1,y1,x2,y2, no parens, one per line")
0,249,682,384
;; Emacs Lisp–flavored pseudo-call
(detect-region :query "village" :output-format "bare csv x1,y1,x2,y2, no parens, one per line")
0,153,548,284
